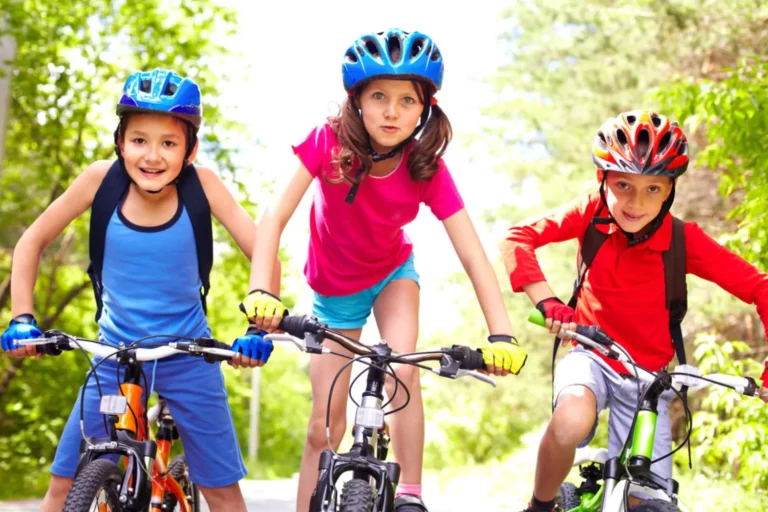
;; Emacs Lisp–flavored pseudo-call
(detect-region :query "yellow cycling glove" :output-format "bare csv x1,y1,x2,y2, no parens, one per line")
239,289,286,321
480,335,528,374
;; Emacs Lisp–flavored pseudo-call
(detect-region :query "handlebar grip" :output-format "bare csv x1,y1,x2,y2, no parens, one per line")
464,349,487,371
278,315,324,338
450,345,487,371
527,309,547,328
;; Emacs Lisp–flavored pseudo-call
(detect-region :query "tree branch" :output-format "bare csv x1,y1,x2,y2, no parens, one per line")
41,280,90,330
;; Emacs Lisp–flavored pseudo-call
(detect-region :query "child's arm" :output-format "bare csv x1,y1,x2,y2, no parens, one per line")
442,209,527,376
443,209,513,334
242,162,314,332
686,222,768,400
500,197,594,337
197,167,280,293
5,161,109,356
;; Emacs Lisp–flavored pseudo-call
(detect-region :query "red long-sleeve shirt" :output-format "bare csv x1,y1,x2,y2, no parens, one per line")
505,193,768,374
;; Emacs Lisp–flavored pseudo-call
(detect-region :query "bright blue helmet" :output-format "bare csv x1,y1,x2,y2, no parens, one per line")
116,69,202,131
342,28,444,92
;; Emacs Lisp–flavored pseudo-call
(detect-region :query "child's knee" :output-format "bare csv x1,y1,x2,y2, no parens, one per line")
549,387,598,447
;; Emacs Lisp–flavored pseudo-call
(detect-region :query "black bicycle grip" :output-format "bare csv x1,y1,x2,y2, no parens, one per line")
465,349,487,371
450,345,487,371
278,314,324,338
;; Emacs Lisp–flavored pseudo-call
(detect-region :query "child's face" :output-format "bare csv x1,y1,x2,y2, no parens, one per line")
358,79,424,154
602,171,674,234
119,114,195,193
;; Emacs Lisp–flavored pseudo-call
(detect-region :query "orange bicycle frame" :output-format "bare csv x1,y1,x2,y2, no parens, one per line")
114,382,190,512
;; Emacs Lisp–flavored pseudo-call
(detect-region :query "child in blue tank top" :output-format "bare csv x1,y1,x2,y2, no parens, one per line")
0,69,275,512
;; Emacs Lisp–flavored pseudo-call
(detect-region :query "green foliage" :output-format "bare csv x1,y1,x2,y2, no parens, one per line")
687,334,768,492
659,59,768,268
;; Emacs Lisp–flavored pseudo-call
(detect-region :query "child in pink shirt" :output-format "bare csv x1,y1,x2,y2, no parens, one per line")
241,28,527,512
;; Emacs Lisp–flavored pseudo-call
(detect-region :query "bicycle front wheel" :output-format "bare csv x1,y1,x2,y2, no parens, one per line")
63,458,124,512
164,454,201,512
339,478,374,512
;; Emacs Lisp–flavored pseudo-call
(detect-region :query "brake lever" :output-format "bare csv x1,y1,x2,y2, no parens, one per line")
456,369,496,387
263,332,332,355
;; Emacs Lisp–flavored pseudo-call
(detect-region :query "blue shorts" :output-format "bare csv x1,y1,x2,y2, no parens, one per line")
312,253,420,329
50,355,247,488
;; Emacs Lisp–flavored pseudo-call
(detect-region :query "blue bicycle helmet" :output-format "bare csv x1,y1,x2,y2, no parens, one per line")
116,69,202,130
342,28,444,92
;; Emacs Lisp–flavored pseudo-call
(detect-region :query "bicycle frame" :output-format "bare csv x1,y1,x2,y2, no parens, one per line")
74,348,192,512
310,340,400,512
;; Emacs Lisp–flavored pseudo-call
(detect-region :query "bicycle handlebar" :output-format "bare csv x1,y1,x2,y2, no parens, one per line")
271,314,495,387
527,309,760,397
18,330,237,362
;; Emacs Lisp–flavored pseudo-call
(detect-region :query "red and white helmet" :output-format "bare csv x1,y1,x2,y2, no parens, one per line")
592,111,689,178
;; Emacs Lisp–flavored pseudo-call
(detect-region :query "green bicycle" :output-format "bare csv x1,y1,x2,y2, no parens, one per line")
528,310,763,512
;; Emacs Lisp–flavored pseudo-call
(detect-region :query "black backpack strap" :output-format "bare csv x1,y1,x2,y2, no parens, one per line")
663,215,690,464
176,164,213,314
552,217,610,410
88,161,131,321
664,216,688,365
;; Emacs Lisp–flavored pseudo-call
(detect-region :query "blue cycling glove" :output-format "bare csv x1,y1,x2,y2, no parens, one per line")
2,314,42,352
232,328,274,364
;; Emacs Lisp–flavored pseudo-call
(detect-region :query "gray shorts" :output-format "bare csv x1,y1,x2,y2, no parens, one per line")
554,348,676,480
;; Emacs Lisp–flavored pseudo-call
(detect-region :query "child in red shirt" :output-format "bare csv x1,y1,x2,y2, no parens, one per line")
501,111,768,512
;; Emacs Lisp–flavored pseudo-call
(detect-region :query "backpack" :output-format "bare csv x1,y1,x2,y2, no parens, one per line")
87,161,213,321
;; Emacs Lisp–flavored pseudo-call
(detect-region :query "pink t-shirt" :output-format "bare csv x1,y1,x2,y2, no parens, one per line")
293,123,465,296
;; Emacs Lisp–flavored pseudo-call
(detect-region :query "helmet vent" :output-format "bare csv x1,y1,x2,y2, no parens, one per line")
345,49,359,63
362,37,381,58
387,35,403,63
657,131,671,153
430,48,441,62
637,129,651,160
650,114,662,127
598,132,607,145
140,80,151,93
626,114,636,125
411,38,426,58
615,128,628,146
164,82,177,96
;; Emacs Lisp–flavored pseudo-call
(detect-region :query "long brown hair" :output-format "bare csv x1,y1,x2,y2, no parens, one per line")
327,79,452,186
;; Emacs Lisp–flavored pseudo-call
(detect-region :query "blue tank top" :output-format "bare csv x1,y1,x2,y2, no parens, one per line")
97,194,210,346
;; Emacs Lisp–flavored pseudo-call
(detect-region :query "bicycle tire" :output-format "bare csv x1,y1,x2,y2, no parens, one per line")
163,454,201,512
339,478,374,512
63,458,123,512
558,482,582,511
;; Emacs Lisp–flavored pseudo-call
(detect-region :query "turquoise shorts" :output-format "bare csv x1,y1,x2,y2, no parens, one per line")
312,253,420,329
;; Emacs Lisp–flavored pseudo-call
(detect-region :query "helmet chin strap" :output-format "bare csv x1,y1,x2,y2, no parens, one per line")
113,122,197,195
345,101,432,204
597,173,676,246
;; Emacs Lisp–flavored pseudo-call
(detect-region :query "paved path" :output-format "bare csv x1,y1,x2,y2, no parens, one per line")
0,477,525,511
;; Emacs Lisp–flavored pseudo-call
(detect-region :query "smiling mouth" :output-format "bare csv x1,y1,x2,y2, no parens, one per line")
140,167,166,176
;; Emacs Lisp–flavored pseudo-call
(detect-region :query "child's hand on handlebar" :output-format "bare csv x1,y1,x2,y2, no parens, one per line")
480,335,527,376
1,315,43,359
239,289,286,332
536,297,577,344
